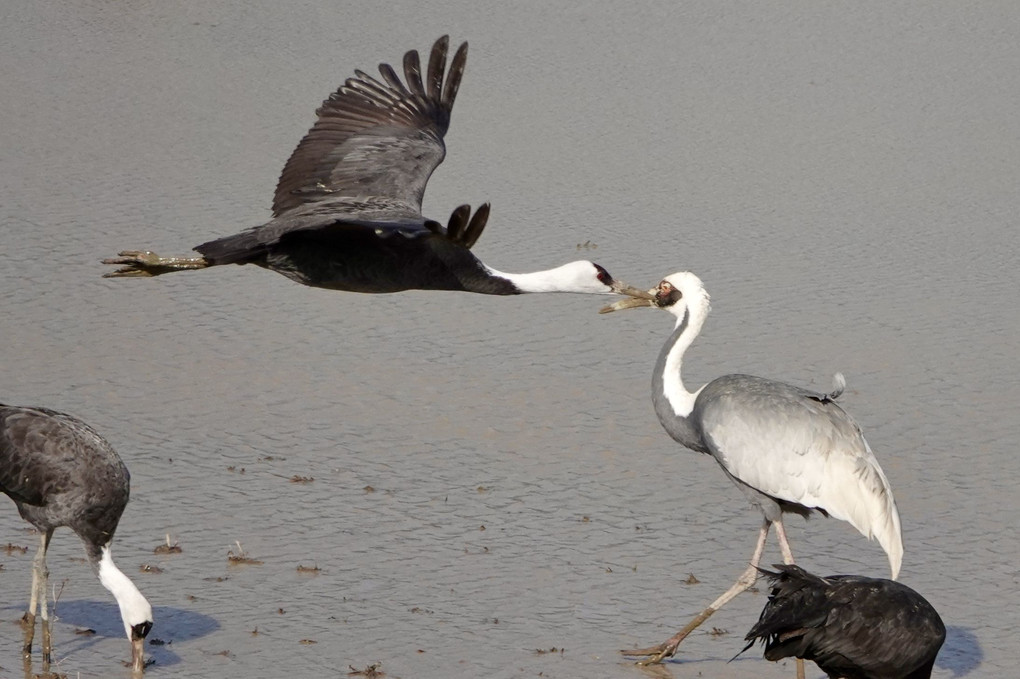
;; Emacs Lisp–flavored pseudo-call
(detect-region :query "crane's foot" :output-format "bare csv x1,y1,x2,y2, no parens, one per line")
620,640,679,665
102,250,208,277
21,611,36,656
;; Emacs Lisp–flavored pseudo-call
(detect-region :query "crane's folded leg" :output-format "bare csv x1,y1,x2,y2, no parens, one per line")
102,251,210,277
621,519,771,665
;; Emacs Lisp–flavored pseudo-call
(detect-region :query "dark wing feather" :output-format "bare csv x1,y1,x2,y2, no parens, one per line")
744,565,945,679
0,406,126,510
272,36,468,218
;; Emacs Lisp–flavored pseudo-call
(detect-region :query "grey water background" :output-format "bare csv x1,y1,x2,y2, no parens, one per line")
1,2,1017,677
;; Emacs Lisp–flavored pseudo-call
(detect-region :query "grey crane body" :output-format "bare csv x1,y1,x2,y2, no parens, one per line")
0,404,152,673
104,37,629,298
1,407,129,556
743,565,945,679
656,371,834,523
649,298,897,534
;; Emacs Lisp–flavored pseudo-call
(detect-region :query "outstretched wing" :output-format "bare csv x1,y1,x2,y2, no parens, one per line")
272,36,468,219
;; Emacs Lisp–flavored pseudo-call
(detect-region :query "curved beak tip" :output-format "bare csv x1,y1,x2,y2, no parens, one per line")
601,281,657,314
609,280,656,299
599,296,656,314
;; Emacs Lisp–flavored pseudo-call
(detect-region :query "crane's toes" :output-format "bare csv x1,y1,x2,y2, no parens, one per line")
102,251,161,277
103,266,156,278
620,642,676,665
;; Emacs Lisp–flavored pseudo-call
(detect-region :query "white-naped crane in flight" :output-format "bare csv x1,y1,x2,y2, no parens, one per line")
103,36,636,298
0,404,153,675
602,272,902,668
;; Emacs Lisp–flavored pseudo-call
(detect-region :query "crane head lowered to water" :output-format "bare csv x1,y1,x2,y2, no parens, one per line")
0,404,152,675
603,272,903,667
102,36,642,298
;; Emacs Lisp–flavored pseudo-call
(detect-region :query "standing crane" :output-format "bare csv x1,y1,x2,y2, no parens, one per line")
0,404,153,674
602,272,902,666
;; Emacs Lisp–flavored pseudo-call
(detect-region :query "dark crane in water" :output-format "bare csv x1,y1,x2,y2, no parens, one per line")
0,404,153,674
103,36,635,297
741,564,945,679
603,272,902,667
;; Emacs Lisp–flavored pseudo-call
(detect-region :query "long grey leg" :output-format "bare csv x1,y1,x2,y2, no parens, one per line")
772,518,805,679
22,529,53,658
621,518,772,665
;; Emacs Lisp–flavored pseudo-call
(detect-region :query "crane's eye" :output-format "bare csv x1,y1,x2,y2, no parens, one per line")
655,281,682,306
593,264,612,285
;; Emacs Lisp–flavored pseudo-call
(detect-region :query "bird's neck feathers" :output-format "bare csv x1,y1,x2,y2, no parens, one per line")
486,261,607,294
659,294,710,418
98,545,153,639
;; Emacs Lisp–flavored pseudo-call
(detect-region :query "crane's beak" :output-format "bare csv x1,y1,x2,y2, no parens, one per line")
608,280,656,298
131,636,145,674
599,285,657,314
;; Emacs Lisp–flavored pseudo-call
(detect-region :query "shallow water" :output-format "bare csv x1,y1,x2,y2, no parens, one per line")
1,2,1017,678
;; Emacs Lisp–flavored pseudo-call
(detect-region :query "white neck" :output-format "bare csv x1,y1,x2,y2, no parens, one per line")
98,545,153,640
661,297,710,418
485,261,605,294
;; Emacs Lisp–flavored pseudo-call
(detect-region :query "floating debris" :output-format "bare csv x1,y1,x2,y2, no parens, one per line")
296,564,321,574
348,663,385,677
290,475,314,484
4,542,28,555
154,534,182,554
227,541,263,565
684,573,700,585
709,627,728,636
533,647,565,655
149,637,168,646
299,638,317,645
363,485,376,493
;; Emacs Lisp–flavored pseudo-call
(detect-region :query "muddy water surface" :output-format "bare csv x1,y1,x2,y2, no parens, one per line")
1,2,1017,678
